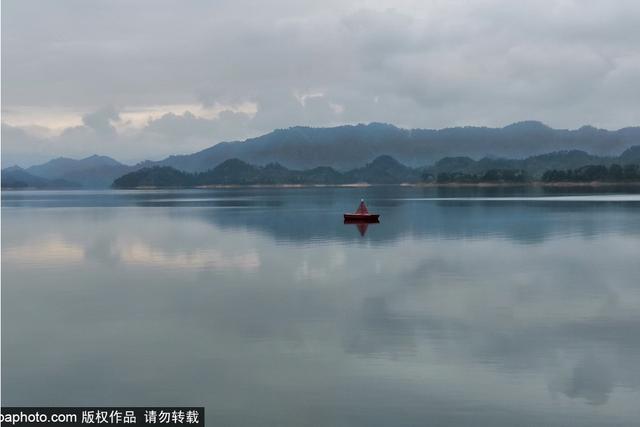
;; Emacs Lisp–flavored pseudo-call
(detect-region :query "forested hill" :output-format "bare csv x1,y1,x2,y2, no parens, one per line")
112,156,422,188
112,149,640,188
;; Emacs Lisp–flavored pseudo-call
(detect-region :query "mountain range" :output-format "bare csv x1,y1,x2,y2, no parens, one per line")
2,122,639,188
151,121,640,172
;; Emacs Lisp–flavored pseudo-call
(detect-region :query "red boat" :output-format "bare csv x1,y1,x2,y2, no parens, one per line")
344,199,380,222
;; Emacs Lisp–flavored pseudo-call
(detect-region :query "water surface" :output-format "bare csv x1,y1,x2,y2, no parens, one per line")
3,187,640,426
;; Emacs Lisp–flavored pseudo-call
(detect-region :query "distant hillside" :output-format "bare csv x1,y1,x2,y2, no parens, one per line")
427,146,640,179
113,149,640,188
113,156,425,188
2,166,81,189
110,166,195,188
152,122,640,172
345,155,421,184
620,145,640,163
25,155,138,188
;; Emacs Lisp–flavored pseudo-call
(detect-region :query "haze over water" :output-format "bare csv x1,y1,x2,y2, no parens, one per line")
2,187,640,426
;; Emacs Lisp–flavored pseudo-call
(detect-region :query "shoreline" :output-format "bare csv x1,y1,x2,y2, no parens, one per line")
121,181,640,190
4,182,640,191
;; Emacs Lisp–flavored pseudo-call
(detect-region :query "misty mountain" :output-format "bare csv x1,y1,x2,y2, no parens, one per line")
2,166,80,189
152,122,640,172
25,155,138,188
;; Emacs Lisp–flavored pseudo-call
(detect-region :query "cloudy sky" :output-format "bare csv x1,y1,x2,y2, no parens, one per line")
2,0,639,167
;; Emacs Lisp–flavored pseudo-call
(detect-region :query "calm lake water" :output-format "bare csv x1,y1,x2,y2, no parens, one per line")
2,187,640,426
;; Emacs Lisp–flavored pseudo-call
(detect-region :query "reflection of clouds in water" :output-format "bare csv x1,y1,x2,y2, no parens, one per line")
113,239,260,271
344,236,639,326
2,234,85,265
342,297,417,357
338,235,640,406
295,249,346,280
550,355,614,405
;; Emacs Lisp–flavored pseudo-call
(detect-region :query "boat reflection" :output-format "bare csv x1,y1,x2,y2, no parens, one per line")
344,218,380,236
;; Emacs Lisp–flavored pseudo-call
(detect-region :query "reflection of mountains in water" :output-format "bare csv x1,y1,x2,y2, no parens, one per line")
180,187,640,245
3,186,638,243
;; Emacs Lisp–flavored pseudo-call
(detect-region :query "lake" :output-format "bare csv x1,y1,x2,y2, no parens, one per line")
2,187,640,426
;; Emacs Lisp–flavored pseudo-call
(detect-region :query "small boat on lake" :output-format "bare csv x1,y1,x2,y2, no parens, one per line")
344,199,380,222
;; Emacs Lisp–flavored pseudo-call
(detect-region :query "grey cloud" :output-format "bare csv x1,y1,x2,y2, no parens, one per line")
550,356,615,405
81,105,120,136
250,92,344,131
0,123,55,167
145,110,251,140
1,107,259,167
